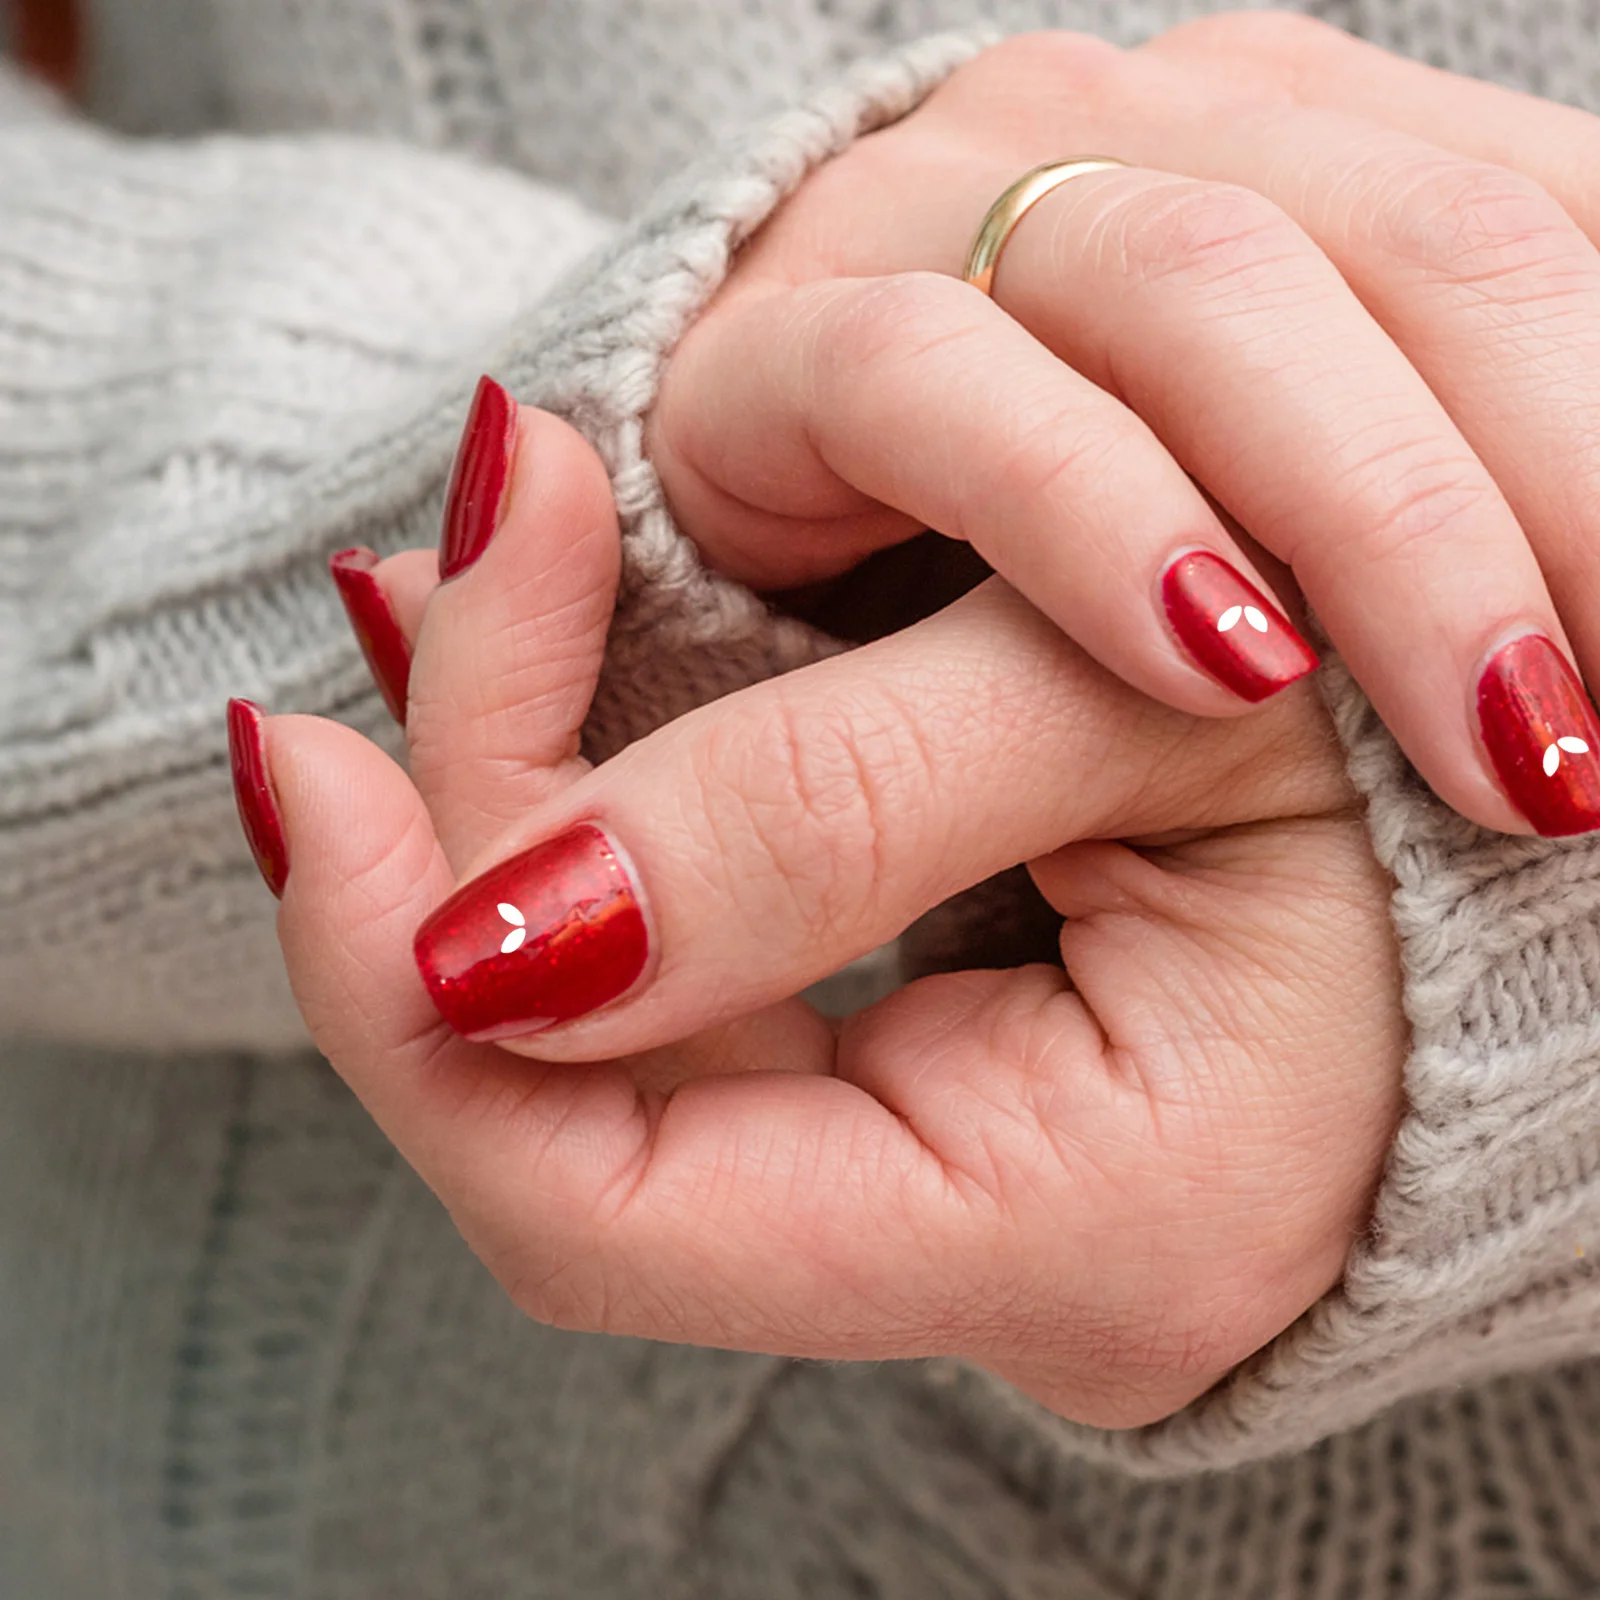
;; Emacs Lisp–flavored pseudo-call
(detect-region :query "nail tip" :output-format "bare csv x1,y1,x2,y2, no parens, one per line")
438,375,518,580
328,546,412,725
226,696,289,899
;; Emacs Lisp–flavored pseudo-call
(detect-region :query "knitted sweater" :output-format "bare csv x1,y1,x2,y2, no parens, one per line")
4,1,1600,1595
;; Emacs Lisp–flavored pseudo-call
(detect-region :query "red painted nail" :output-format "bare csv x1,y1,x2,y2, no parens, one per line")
1161,550,1319,703
1478,634,1600,836
414,823,650,1041
227,698,289,898
330,546,412,724
439,374,517,580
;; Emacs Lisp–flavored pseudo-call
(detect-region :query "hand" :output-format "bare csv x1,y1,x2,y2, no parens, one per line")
648,13,1600,838
244,407,1405,1427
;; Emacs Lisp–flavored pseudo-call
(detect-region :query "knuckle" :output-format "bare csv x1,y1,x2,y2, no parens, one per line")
1374,157,1586,290
811,271,983,390
971,404,1126,542
500,1251,611,1334
704,687,929,949
967,28,1123,97
1162,9,1345,76
1329,432,1503,571
1113,179,1313,299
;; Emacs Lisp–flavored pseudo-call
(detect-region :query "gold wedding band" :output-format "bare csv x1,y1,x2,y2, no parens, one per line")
961,157,1129,297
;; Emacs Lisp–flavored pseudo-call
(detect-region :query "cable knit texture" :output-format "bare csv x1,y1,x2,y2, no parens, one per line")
6,1,1600,1595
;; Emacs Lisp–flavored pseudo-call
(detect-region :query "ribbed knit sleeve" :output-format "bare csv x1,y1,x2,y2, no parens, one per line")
0,33,991,1052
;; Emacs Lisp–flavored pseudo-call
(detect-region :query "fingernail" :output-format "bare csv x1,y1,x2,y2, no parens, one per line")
440,374,518,580
1477,633,1600,836
1160,550,1319,703
329,547,412,724
227,698,289,898
413,823,650,1041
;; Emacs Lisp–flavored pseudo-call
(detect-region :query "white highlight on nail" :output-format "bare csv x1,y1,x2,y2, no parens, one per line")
498,902,527,954
1218,604,1270,635
1543,736,1591,776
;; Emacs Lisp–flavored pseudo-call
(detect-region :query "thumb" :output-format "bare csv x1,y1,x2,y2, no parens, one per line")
410,576,1354,1056
405,388,622,872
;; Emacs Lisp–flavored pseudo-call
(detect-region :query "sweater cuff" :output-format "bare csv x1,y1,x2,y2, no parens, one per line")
930,646,1600,1475
502,27,1000,761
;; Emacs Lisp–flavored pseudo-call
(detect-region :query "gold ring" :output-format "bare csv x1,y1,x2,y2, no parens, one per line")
961,157,1129,297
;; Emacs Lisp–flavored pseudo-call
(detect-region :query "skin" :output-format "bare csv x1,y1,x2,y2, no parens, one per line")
271,406,1402,1429
264,16,1600,1424
655,15,1600,837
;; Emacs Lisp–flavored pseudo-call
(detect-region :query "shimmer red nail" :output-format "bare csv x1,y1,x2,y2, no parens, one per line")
414,823,650,1041
1161,550,1318,703
440,374,518,580
330,546,411,724
1478,634,1600,837
227,698,289,898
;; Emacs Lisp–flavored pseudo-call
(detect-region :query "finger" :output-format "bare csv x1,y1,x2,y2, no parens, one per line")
266,705,830,1108
404,390,621,870
374,548,442,647
326,546,441,726
983,160,1599,835
409,575,1350,1057
1149,11,1600,240
257,713,827,1268
674,161,1585,835
267,708,1388,1422
1080,46,1600,838
661,269,1319,718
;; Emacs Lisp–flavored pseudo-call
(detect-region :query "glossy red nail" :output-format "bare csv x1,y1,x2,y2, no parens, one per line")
1161,550,1318,703
1477,634,1600,836
440,374,517,580
414,824,650,1041
329,546,412,724
227,698,289,898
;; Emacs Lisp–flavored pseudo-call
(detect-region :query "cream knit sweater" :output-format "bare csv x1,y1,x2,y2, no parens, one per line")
5,1,1600,1595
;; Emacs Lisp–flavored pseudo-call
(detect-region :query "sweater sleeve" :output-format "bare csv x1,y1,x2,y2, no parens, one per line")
0,32,992,1053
